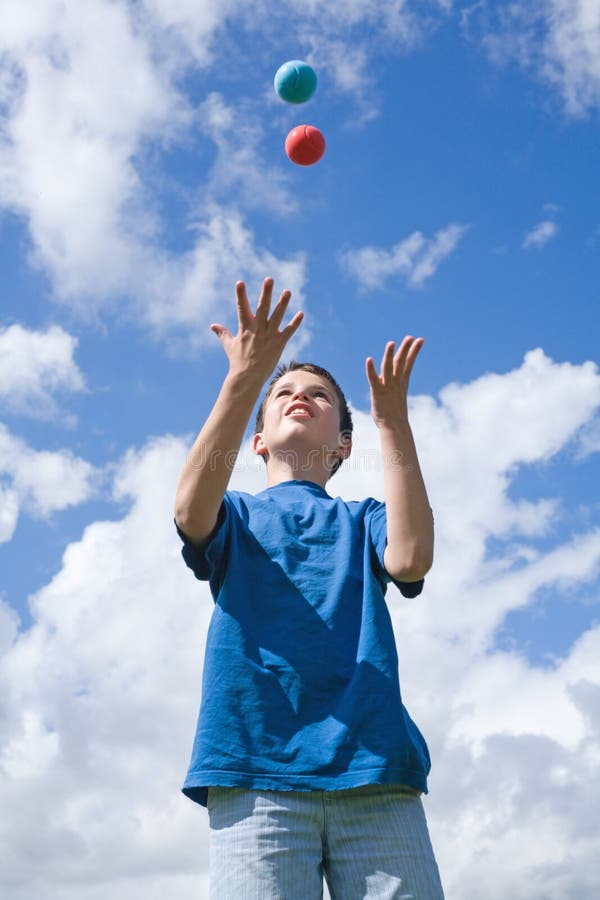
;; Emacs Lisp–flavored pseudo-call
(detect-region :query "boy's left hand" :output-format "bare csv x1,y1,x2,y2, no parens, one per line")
366,337,424,429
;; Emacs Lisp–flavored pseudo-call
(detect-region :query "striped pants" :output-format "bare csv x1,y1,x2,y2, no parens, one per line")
207,784,444,899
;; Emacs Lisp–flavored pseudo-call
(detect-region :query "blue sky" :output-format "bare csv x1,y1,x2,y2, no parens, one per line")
1,2,599,898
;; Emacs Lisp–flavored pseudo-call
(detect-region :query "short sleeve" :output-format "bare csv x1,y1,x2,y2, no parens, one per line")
174,499,229,584
367,501,424,599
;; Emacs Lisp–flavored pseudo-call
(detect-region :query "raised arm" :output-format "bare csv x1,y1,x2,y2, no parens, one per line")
366,338,433,583
174,277,303,544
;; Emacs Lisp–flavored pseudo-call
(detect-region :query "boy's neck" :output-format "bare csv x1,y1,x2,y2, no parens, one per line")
265,457,330,489
267,449,335,488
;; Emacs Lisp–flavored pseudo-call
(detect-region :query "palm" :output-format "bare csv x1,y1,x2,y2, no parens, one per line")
366,337,423,428
210,278,303,382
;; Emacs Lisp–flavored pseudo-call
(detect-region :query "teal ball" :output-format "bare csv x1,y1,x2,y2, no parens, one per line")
274,60,317,104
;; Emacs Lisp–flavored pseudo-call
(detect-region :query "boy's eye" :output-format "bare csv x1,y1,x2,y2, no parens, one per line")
274,387,329,399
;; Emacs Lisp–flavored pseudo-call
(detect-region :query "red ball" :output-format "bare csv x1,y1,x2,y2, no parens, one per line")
285,125,326,166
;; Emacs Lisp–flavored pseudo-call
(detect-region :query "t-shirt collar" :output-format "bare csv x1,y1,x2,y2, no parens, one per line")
261,479,331,497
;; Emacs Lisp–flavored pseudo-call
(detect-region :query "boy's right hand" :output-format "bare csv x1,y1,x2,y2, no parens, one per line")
210,278,304,385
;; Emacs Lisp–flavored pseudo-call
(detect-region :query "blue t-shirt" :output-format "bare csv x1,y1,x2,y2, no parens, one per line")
177,480,431,807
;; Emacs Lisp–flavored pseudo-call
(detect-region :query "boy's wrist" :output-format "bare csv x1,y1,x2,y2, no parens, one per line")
377,419,413,440
223,368,267,397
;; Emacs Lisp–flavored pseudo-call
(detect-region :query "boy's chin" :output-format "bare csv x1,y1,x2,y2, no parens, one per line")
282,416,313,426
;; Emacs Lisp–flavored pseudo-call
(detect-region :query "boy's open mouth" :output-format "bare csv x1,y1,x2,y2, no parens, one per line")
286,403,313,417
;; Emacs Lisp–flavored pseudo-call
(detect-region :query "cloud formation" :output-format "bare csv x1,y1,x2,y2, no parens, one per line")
0,0,448,348
3,0,591,352
339,223,469,290
0,0,186,302
467,0,600,116
0,324,84,420
0,434,211,899
143,206,308,355
200,93,298,217
1,351,599,898
0,1,306,347
523,219,559,249
0,322,94,541
0,424,97,543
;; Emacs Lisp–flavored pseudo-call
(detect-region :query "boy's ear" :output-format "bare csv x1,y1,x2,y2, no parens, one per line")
252,433,268,458
338,438,352,461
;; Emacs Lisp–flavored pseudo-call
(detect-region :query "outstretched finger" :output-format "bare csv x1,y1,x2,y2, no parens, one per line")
381,341,396,383
280,310,304,342
210,323,233,351
393,336,415,376
235,281,253,330
268,289,292,331
365,356,381,390
255,277,274,323
403,337,424,380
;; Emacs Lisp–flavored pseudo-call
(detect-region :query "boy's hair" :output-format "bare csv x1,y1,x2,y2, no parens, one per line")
254,362,353,477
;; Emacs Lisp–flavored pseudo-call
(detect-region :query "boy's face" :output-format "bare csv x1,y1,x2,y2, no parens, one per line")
252,370,351,472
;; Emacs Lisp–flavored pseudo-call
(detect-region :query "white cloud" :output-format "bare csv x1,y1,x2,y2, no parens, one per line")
339,223,469,290
142,205,309,354
0,4,309,349
407,349,600,640
293,0,430,122
142,0,435,127
0,324,84,420
0,485,19,544
0,0,188,305
0,0,458,341
523,219,559,249
139,0,236,63
468,0,600,116
409,224,469,286
0,424,97,542
0,434,212,898
199,93,298,217
576,415,600,458
0,596,19,656
541,0,600,115
1,351,600,897
299,36,381,127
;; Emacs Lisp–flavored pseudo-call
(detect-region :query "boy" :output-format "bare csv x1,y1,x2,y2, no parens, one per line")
174,278,444,898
